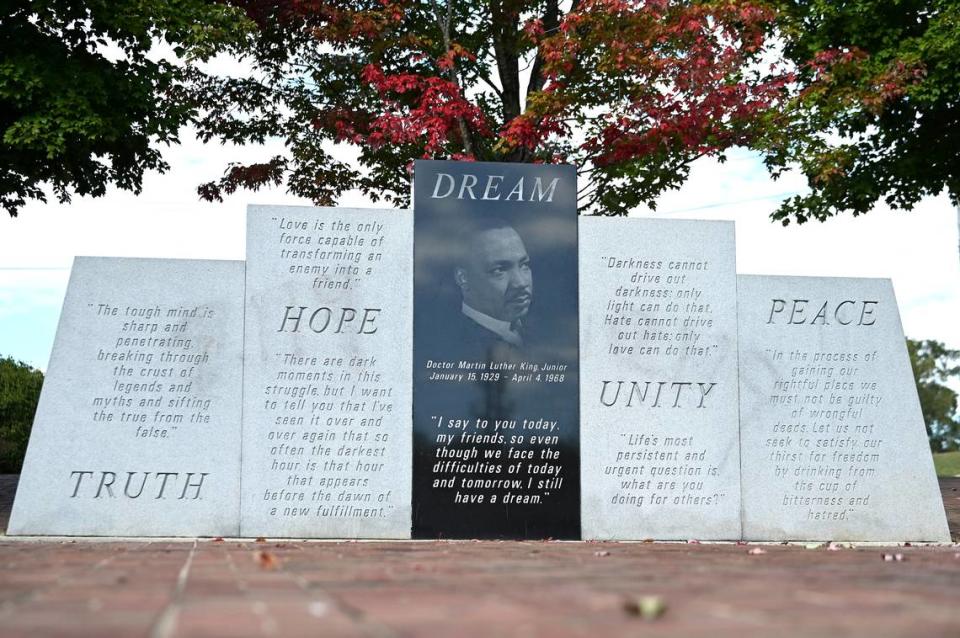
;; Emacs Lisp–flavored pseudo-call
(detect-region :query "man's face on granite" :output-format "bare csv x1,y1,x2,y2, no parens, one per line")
456,226,533,323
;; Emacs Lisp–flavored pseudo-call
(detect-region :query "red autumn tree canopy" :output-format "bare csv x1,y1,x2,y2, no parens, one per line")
195,0,795,214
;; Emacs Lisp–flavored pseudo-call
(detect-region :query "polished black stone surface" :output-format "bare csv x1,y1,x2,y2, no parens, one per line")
412,160,580,539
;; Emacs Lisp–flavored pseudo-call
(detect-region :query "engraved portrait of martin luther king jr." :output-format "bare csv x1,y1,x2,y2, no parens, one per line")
452,216,533,354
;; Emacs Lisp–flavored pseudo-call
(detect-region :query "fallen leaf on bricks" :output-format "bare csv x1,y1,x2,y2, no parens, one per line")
254,550,279,570
594,551,610,557
747,548,767,555
623,596,667,620
307,601,329,618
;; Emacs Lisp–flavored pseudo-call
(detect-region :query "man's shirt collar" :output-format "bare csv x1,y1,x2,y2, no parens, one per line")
462,303,523,347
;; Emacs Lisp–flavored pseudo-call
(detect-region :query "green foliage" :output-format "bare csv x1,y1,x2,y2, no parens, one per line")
933,451,960,477
0,1,252,217
0,357,44,473
907,338,960,452
766,1,960,224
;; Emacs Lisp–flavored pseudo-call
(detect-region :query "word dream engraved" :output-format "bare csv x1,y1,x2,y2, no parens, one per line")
580,218,742,540
412,160,581,539
738,275,950,542
242,205,412,538
8,257,244,537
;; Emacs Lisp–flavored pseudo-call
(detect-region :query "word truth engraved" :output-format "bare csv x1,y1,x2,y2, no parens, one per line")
69,471,209,500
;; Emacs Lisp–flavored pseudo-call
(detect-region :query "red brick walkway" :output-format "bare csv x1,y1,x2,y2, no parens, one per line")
1,476,958,638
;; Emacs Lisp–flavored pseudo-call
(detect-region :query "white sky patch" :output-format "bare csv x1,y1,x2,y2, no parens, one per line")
1,132,957,370
0,270,70,369
0,270,69,318
633,149,960,348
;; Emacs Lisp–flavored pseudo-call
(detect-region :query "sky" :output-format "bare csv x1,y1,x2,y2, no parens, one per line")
1,130,958,372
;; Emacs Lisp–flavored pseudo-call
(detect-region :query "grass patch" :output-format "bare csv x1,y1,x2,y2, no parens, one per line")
933,451,960,477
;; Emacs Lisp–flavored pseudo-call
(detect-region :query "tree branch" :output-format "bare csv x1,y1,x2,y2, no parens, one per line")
429,0,476,156
526,0,560,99
490,0,521,124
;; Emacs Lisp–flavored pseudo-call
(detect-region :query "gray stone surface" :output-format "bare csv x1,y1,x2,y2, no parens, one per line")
8,257,244,536
242,206,412,538
580,218,741,540
738,275,950,542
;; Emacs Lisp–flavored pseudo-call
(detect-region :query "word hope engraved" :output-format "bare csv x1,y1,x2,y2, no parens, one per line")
277,305,381,334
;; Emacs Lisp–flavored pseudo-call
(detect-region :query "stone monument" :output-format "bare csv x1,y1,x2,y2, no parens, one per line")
241,205,412,538
411,160,581,539
580,218,741,540
9,257,244,536
738,275,950,542
7,164,951,544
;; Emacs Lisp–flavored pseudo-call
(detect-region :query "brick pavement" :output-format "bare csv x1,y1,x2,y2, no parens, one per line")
0,475,958,638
